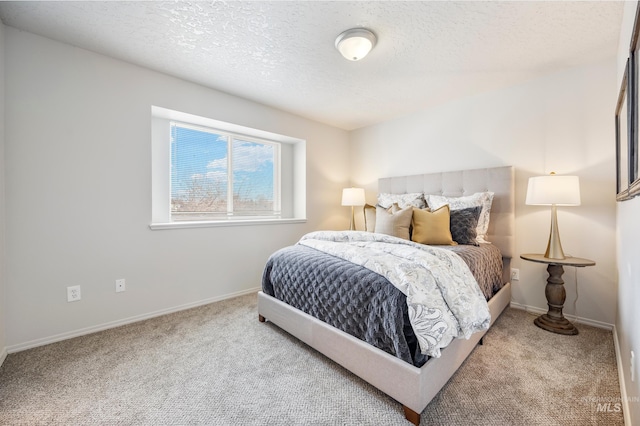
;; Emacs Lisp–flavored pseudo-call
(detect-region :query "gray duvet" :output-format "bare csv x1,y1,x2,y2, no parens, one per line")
262,243,503,367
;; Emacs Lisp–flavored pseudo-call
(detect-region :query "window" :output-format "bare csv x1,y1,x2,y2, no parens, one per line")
170,123,280,221
151,107,305,229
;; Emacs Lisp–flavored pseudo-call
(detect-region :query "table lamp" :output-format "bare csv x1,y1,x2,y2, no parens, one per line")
341,188,365,230
526,173,581,260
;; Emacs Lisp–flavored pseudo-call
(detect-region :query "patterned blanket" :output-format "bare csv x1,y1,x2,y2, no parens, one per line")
298,231,491,358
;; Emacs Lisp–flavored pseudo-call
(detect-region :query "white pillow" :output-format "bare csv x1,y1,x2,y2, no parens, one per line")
377,192,426,209
425,192,494,244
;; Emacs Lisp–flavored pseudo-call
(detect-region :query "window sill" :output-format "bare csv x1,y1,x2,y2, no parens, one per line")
149,218,307,230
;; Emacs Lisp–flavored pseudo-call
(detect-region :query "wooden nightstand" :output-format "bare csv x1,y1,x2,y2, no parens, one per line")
520,253,595,335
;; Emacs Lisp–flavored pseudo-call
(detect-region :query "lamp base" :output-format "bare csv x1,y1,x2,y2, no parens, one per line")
349,206,356,231
544,205,566,260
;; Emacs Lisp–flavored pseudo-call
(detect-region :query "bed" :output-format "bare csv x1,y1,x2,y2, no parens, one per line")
257,166,515,425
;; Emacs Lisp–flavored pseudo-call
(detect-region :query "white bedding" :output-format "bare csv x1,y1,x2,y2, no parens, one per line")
299,230,491,358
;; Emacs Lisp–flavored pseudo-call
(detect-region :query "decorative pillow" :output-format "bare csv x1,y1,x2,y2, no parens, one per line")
450,206,482,245
425,192,494,243
363,204,376,232
377,192,426,209
374,204,413,240
411,205,456,246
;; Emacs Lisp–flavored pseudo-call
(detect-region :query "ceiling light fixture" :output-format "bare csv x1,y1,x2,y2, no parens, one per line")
335,28,377,61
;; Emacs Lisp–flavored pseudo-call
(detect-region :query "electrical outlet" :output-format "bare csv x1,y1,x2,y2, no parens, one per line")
67,285,81,302
632,351,636,382
115,279,126,293
510,268,520,281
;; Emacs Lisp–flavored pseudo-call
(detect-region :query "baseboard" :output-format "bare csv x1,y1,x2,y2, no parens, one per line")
6,287,260,354
613,325,633,426
509,302,614,330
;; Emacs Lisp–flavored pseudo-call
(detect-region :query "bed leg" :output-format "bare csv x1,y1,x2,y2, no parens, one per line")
402,405,420,425
479,336,484,346
258,314,266,323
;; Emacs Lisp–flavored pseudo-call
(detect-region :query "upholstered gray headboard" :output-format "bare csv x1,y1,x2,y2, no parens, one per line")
378,166,515,259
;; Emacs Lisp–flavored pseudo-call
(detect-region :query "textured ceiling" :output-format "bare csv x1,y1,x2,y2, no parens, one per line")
0,1,624,130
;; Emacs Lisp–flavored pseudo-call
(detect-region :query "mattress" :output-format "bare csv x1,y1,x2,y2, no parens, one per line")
262,242,504,367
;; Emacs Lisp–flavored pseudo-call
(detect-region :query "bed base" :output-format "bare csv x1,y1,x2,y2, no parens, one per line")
257,281,511,425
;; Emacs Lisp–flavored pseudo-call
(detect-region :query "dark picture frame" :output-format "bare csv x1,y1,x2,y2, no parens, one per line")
616,59,631,201
626,3,640,200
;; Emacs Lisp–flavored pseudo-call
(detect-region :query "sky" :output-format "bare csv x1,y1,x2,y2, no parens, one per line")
170,124,275,206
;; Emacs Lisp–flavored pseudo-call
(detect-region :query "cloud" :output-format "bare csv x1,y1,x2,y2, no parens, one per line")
206,142,273,172
235,142,274,171
206,158,227,170
189,171,226,183
205,171,227,182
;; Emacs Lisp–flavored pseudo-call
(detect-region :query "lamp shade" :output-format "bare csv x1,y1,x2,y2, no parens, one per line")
341,188,365,206
526,175,581,206
335,28,377,61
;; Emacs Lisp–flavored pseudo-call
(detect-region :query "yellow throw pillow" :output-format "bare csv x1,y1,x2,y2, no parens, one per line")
363,204,376,232
411,205,457,246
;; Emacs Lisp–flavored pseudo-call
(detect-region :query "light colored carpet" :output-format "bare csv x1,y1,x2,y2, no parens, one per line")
0,293,624,425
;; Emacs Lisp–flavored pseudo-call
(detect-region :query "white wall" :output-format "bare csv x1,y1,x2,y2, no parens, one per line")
0,21,7,363
350,60,618,328
616,1,640,424
3,28,350,349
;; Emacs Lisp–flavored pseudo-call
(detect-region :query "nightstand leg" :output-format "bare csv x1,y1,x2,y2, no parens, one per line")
534,264,578,335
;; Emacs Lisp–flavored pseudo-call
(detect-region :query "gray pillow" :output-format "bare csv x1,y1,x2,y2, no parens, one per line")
425,192,494,243
450,206,482,245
